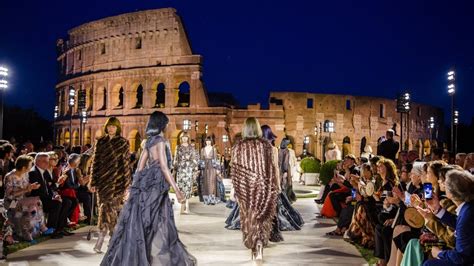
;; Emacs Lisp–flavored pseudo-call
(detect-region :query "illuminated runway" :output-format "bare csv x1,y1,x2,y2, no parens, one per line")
5,194,366,265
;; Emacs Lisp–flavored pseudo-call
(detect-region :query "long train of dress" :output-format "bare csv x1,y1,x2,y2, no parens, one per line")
101,136,196,266
225,192,304,231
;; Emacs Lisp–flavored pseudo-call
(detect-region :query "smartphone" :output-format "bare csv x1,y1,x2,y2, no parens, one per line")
404,192,411,206
423,183,433,200
351,188,357,200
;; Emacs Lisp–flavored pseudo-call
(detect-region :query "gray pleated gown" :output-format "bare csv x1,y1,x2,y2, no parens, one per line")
101,135,196,266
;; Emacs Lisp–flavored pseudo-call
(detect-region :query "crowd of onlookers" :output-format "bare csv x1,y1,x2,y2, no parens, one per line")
0,139,101,259
314,130,474,266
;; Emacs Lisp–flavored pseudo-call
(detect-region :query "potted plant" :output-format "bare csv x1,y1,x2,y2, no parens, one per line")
319,160,340,186
300,157,321,185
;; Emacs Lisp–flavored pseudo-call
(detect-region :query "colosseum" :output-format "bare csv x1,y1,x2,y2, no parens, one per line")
54,8,444,160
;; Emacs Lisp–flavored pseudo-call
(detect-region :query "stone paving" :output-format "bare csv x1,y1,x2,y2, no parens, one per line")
4,191,366,266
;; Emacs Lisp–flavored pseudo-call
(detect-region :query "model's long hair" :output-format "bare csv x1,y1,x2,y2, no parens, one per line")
146,111,169,137
103,116,122,136
242,117,262,139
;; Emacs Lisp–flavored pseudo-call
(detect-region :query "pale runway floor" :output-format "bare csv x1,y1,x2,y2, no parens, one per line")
4,196,366,266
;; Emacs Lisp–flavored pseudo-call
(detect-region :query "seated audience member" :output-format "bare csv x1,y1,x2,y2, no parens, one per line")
347,163,380,247
431,148,444,161
58,154,81,226
463,153,474,174
3,155,53,242
454,153,467,168
422,170,474,266
320,155,359,218
29,153,72,239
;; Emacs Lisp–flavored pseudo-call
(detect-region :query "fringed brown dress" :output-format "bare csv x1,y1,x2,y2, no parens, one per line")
230,138,279,250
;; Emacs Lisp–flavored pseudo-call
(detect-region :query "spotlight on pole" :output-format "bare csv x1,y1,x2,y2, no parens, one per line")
0,66,8,139
454,110,459,125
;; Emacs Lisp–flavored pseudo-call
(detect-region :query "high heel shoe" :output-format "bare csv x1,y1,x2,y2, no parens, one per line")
255,241,263,263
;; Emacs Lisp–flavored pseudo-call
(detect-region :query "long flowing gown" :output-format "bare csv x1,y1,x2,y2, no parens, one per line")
174,145,198,199
100,135,196,266
200,147,220,205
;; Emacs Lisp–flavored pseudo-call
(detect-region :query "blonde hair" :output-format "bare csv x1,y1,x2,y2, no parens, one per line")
242,117,262,139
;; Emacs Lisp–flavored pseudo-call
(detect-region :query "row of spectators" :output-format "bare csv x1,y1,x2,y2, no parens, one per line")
0,140,97,259
315,131,474,266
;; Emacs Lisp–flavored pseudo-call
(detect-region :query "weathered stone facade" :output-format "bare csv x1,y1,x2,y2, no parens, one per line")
54,8,443,159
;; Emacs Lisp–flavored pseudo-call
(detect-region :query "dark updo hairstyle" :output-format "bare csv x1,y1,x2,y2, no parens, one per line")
146,111,169,137
204,136,214,145
261,125,276,146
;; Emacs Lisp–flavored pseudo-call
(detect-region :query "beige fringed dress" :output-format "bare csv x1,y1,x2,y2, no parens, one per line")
230,138,279,250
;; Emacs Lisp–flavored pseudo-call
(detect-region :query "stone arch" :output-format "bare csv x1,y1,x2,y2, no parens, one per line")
177,81,190,107
423,139,431,158
73,130,79,146
59,129,65,146
360,136,367,155
96,87,107,110
64,130,71,145
111,84,124,108
342,136,352,157
86,87,93,111
134,84,144,108
170,129,182,154
84,128,91,145
128,129,142,152
153,82,166,108
416,139,423,159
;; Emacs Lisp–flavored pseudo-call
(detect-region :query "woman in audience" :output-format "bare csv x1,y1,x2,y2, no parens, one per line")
3,155,52,242
347,163,379,247
373,158,399,266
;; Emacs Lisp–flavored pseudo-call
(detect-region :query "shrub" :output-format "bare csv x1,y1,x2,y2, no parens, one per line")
319,160,340,185
300,157,321,173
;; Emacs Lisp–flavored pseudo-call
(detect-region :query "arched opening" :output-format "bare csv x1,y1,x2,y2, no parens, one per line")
73,130,79,147
155,83,165,108
135,85,143,108
128,130,142,152
84,128,91,145
59,129,65,145
322,136,332,162
342,136,351,158
77,89,86,110
64,130,71,145
360,137,367,155
97,87,107,110
423,139,431,158
117,87,124,108
170,129,182,154
86,87,93,111
177,81,190,107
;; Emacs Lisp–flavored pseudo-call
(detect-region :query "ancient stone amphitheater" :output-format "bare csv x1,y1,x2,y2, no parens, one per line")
54,8,443,159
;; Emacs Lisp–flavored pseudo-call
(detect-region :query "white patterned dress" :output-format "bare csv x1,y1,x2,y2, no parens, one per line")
174,145,199,199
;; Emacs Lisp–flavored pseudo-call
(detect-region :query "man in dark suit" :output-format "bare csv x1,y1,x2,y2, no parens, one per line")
377,129,400,162
29,153,73,238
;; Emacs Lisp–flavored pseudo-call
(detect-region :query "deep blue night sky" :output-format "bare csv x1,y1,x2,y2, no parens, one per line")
1,0,473,123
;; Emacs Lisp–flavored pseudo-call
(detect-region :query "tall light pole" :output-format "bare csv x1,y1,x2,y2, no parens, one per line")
396,92,411,151
447,69,455,153
80,109,88,146
69,87,76,146
54,105,59,145
454,110,459,154
428,116,435,143
0,66,9,140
